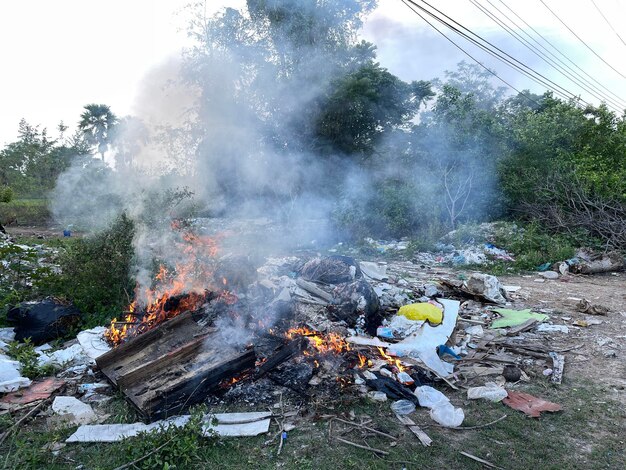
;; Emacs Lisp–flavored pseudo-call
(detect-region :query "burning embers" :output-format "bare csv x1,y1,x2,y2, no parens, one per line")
285,327,351,355
105,231,236,345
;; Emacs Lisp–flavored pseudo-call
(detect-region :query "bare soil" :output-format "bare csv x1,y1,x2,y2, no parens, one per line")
499,271,626,390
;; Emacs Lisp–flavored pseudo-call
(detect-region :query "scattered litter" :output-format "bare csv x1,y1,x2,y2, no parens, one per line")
359,261,388,281
502,365,522,382
437,344,461,360
367,391,388,402
390,399,416,415
6,299,81,344
37,343,90,368
536,324,569,334
490,308,548,329
548,352,564,384
537,271,559,280
415,385,464,427
0,328,15,343
502,285,521,293
205,412,272,437
467,382,508,402
576,299,609,316
76,327,111,359
570,250,624,274
66,411,272,442
78,382,110,394
502,391,562,417
51,396,97,425
464,273,506,304
0,354,31,392
397,302,442,324
395,413,432,446
1,378,64,404
465,325,484,337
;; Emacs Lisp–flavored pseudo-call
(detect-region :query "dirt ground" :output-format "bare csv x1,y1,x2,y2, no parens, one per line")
498,271,626,390
5,225,71,240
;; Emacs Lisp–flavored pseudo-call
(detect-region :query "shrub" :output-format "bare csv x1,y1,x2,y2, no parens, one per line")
47,213,135,326
0,186,13,203
494,222,577,271
332,178,443,241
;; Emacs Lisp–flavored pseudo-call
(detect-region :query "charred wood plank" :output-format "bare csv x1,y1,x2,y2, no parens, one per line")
123,347,256,422
96,312,212,385
96,311,255,422
255,336,307,378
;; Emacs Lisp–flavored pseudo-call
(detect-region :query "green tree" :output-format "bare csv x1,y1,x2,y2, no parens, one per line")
78,104,118,161
314,62,432,155
0,120,81,198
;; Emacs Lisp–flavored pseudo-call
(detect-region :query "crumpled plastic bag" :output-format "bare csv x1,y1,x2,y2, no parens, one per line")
415,386,464,427
398,303,443,325
430,402,465,427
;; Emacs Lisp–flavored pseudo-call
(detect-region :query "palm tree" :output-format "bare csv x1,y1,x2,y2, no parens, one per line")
78,104,118,161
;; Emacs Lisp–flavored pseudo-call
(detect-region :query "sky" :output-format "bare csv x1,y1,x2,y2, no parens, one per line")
1,0,625,145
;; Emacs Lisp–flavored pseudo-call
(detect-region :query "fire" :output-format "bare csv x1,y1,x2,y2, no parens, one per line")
377,347,406,373
286,327,351,355
105,230,236,346
357,353,369,368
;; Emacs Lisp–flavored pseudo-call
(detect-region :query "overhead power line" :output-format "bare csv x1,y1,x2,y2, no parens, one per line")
469,0,625,112
589,0,626,49
494,0,626,111
399,0,543,108
404,0,587,105
539,0,626,80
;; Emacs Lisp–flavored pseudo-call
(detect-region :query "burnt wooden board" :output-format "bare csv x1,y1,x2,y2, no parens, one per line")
96,311,255,422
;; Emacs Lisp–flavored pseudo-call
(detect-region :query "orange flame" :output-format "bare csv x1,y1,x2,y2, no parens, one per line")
286,327,351,355
377,347,406,373
105,231,235,346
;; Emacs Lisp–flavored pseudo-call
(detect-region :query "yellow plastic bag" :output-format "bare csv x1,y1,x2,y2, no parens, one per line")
398,302,443,325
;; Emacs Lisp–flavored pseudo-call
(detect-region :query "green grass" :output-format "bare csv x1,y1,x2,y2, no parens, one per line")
1,378,623,470
0,198,50,226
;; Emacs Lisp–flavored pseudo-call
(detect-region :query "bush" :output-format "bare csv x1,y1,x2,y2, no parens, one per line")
47,213,135,326
0,186,13,203
332,178,443,241
493,223,577,271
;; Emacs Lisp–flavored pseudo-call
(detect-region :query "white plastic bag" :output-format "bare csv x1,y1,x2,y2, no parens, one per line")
430,403,465,428
415,385,465,428
415,386,448,408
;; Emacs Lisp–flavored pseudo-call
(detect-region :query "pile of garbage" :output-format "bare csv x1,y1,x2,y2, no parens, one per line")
1,251,602,451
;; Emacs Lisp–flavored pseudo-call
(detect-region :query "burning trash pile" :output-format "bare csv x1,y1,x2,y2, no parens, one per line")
89,243,468,425
3,227,591,448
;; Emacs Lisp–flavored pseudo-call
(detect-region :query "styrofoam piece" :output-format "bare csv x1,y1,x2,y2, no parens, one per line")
52,396,97,424
66,412,272,442
76,327,111,360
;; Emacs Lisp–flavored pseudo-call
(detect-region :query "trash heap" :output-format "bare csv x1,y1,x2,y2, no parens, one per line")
5,249,616,449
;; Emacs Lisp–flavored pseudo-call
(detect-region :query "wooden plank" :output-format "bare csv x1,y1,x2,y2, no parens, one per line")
123,347,255,422
96,311,255,422
96,312,212,385
506,318,538,336
295,279,333,303
395,414,432,447
255,337,306,378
